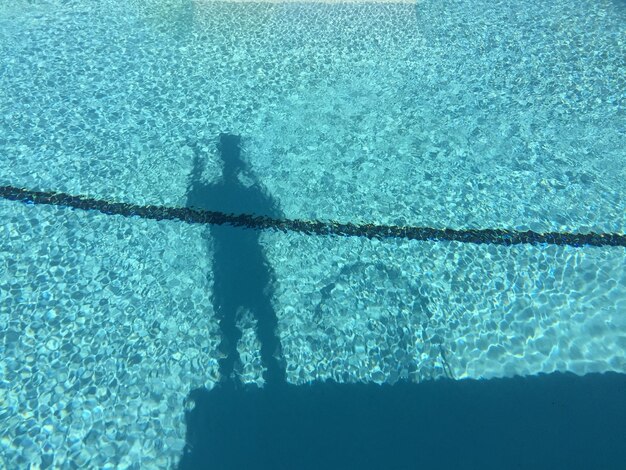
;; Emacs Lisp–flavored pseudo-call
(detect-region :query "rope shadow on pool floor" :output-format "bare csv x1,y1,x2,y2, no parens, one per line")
1,185,624,248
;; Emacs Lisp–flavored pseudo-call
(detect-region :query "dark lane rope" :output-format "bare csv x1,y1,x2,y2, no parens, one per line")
1,185,625,248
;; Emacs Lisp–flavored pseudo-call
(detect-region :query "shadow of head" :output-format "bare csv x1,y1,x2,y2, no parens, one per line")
217,133,244,178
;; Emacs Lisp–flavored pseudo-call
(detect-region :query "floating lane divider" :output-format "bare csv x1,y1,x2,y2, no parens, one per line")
1,185,625,248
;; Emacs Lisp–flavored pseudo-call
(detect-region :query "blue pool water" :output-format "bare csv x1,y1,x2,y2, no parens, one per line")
1,0,625,468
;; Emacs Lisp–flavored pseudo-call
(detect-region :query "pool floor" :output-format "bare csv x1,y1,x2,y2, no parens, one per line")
1,0,625,467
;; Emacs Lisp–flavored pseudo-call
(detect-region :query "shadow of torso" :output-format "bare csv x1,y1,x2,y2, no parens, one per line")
187,179,279,310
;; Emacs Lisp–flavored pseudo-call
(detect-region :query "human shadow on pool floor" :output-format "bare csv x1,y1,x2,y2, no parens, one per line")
185,133,286,387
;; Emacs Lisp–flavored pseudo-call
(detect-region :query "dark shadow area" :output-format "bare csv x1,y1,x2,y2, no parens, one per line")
179,373,626,470
186,133,285,385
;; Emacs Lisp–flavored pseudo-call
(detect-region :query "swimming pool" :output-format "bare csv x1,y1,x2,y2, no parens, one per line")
1,0,625,467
